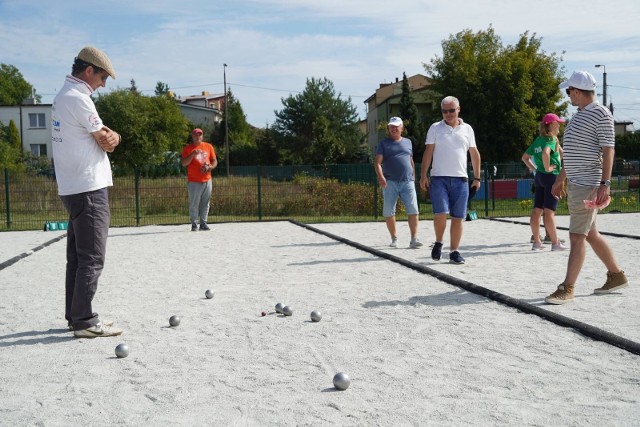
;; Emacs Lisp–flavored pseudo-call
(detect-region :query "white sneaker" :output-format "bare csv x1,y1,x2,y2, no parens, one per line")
389,237,398,248
551,242,568,251
68,319,114,331
409,238,423,249
74,322,123,338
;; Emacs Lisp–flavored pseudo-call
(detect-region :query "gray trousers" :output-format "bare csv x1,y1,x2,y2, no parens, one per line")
187,180,212,225
60,188,110,330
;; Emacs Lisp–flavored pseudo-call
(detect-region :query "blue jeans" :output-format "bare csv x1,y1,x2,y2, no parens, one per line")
60,188,110,330
382,180,419,217
430,176,469,219
187,180,212,224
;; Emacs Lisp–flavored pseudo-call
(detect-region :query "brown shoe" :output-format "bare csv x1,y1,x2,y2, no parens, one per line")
594,271,628,294
545,283,575,305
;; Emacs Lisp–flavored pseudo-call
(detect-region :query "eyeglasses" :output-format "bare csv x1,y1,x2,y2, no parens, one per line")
441,108,457,114
565,87,576,96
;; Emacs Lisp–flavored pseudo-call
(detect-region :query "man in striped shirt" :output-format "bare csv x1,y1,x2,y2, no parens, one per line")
545,71,628,304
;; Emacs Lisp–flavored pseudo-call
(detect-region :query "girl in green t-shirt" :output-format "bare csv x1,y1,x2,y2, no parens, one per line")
521,113,567,251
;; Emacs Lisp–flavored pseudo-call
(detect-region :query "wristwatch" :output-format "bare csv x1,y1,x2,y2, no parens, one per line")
600,180,611,187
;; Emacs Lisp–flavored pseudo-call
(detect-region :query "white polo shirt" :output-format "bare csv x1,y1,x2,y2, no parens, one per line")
51,75,112,196
425,118,476,177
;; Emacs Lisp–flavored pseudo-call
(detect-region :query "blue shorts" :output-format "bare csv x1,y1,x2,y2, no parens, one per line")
382,180,419,217
430,176,469,219
533,172,559,211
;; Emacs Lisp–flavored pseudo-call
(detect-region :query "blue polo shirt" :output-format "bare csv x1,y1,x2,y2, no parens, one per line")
375,137,414,182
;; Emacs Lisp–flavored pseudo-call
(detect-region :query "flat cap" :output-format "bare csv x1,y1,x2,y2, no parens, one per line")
77,46,116,79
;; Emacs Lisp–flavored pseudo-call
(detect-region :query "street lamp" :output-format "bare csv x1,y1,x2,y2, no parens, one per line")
595,64,607,108
223,63,229,176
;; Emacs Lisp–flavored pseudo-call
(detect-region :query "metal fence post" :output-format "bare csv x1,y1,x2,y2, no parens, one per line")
135,168,141,226
372,166,378,220
4,167,11,228
483,163,489,217
257,165,262,220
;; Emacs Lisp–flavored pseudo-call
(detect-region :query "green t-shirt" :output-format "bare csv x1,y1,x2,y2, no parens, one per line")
525,135,561,175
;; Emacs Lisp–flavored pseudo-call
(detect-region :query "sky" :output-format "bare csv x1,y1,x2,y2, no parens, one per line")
1,0,639,131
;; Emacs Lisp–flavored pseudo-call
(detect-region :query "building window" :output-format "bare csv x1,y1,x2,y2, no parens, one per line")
29,113,46,129
30,144,48,157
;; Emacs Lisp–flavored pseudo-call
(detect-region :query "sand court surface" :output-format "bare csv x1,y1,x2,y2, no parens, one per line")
0,214,639,425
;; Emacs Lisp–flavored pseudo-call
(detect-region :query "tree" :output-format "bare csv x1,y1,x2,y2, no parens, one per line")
129,79,139,94
273,77,364,164
155,81,170,97
398,72,425,162
424,27,566,162
215,89,257,165
0,120,22,170
0,64,38,105
95,89,190,170
616,132,640,160
254,126,281,165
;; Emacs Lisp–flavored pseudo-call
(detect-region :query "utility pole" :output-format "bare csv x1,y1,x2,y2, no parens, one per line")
595,64,607,109
224,63,229,176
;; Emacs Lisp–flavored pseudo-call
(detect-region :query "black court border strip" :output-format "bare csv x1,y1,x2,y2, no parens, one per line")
488,217,640,240
290,220,640,357
0,234,67,271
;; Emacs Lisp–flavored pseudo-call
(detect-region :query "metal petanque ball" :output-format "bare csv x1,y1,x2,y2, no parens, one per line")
310,310,322,322
205,289,214,299
169,315,181,327
333,372,350,391
282,305,293,316
275,302,284,314
115,343,129,358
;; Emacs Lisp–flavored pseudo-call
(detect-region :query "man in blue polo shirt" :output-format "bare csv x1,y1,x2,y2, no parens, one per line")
374,117,423,249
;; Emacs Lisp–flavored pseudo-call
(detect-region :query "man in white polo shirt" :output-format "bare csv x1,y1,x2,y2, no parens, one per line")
52,46,123,337
420,96,481,265
545,71,628,304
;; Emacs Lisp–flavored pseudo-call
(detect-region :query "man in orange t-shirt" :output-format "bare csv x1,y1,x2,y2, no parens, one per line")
181,128,217,231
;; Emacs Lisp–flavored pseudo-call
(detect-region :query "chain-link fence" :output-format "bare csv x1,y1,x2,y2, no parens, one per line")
2,162,639,231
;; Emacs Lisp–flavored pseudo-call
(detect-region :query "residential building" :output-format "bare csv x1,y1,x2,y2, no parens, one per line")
176,91,224,131
0,100,52,159
364,74,435,151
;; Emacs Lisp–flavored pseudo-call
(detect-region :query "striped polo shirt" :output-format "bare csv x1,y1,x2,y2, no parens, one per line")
562,102,614,187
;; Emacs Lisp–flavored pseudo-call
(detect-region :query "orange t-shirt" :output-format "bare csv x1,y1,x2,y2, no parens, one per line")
182,142,216,183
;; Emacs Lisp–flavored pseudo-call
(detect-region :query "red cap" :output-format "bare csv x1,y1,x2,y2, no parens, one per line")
543,113,565,125
192,128,203,135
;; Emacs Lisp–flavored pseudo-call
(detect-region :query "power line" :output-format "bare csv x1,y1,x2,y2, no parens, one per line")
608,84,640,91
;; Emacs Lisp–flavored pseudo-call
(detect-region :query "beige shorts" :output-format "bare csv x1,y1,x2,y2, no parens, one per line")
567,182,599,235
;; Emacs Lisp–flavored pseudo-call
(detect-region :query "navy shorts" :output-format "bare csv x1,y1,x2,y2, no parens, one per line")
533,172,559,211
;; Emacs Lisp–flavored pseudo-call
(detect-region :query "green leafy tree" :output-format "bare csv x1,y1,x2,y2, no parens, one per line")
398,72,425,162
615,132,640,160
0,64,39,105
8,120,21,150
130,79,139,94
155,81,170,97
215,89,257,165
254,126,281,165
273,77,363,164
0,120,22,169
424,27,566,162
95,89,190,170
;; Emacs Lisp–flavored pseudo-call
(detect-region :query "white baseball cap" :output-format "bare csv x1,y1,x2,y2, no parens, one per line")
559,71,597,91
388,117,403,127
